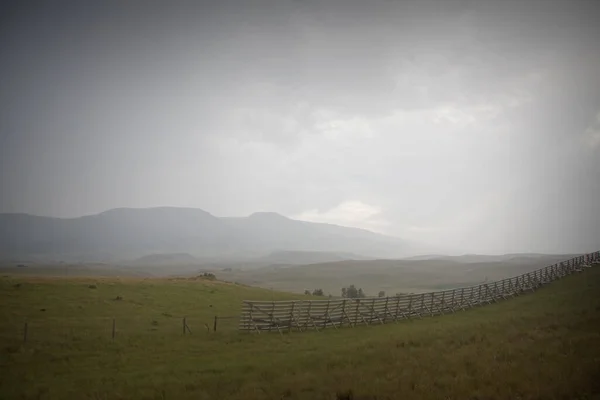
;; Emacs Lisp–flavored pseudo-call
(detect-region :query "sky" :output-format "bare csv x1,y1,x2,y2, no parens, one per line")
1,0,599,255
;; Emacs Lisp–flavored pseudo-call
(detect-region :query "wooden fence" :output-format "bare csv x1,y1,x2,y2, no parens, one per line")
239,251,600,333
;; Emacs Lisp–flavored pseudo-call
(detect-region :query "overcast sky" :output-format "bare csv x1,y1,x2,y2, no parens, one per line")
1,0,599,254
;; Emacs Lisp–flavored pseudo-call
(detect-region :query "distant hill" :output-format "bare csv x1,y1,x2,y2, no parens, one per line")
0,207,417,262
130,253,199,266
402,253,580,263
256,250,371,266
218,253,585,295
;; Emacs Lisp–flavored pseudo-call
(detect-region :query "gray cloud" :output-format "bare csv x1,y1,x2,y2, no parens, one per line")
1,0,599,254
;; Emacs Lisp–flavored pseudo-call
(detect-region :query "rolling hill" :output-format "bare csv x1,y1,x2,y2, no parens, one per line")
217,253,583,295
1,260,599,399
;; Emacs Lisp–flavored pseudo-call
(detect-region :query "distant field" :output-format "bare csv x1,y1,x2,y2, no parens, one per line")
1,266,600,399
0,254,579,297
217,254,579,295
0,263,175,278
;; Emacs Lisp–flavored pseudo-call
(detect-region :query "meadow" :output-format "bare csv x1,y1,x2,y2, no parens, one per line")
218,254,579,295
1,266,600,400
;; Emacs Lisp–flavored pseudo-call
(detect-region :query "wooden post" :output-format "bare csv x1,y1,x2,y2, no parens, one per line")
441,291,446,313
307,301,313,331
324,299,331,328
288,302,295,332
183,317,186,335
112,319,116,340
430,292,434,316
213,316,218,332
384,296,390,323
270,302,275,333
23,322,28,343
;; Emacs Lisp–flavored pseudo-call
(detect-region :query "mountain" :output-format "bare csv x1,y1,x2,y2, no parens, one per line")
0,207,232,262
0,207,417,262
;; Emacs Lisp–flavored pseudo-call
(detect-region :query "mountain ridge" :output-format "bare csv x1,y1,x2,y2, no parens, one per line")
0,207,417,263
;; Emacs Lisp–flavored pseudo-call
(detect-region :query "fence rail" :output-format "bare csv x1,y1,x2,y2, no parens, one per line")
239,251,600,333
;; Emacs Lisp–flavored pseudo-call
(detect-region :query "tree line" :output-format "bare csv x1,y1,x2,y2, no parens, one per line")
304,285,389,298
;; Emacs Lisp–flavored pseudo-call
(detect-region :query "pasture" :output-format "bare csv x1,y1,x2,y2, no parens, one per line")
217,254,581,295
1,267,600,399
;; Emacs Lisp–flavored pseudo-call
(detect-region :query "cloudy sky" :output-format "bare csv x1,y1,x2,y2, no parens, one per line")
1,0,599,254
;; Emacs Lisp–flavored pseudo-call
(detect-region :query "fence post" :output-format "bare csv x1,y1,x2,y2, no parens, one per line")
23,322,28,343
213,316,218,332
183,317,186,335
112,319,116,340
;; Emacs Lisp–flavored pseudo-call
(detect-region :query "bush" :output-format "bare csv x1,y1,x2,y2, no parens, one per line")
341,285,366,298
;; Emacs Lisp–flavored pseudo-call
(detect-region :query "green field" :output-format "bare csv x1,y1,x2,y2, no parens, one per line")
1,267,600,400
216,254,579,295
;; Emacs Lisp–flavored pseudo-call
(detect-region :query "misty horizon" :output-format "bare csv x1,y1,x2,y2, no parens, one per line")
2,0,600,255
0,205,589,257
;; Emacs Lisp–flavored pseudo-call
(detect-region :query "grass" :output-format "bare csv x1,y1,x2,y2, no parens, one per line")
217,254,577,295
1,267,600,399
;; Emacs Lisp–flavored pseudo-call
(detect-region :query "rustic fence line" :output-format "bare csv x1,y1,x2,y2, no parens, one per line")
238,251,600,333
15,315,238,343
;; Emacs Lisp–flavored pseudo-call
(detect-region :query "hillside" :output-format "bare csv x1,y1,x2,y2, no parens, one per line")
1,263,599,399
218,253,583,295
0,207,414,263
129,252,199,265
254,250,371,265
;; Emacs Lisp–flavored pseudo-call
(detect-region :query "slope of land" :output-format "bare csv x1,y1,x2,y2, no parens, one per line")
0,207,414,262
1,266,599,399
216,253,582,295
254,250,372,265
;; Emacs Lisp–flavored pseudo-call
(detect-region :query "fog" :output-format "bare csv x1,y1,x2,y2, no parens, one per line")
1,0,599,255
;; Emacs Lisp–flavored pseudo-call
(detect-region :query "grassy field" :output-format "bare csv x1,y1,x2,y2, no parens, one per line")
217,254,578,295
1,267,600,400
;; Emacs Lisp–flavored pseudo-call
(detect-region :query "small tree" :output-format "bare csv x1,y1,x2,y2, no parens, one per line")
347,285,359,298
304,290,311,295
341,285,366,298
202,272,216,280
312,289,324,296
378,290,385,298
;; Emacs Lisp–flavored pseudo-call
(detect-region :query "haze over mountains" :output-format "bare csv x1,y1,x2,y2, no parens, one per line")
0,207,429,263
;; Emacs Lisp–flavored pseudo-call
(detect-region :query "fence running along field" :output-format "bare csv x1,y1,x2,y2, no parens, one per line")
239,251,600,333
